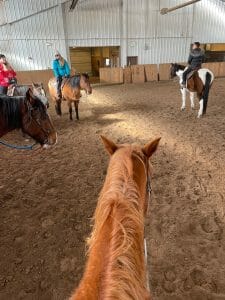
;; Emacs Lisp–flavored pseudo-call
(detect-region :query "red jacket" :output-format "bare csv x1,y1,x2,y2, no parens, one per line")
0,63,16,87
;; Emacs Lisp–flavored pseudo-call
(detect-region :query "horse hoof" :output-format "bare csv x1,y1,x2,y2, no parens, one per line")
181,107,185,111
191,107,195,110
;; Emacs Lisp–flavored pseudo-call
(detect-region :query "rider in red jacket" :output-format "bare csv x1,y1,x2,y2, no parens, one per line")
0,54,17,95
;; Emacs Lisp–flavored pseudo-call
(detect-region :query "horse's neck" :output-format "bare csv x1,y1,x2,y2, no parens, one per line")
72,157,147,299
176,69,184,78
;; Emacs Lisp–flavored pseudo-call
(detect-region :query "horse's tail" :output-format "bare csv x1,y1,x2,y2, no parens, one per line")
202,72,212,114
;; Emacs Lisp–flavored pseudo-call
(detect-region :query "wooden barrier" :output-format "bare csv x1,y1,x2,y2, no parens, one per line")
202,63,220,77
144,64,158,81
16,69,53,91
159,63,171,81
99,67,123,84
131,65,145,83
124,67,132,83
219,62,225,77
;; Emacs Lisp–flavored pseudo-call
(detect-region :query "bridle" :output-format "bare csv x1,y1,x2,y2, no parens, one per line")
132,152,152,214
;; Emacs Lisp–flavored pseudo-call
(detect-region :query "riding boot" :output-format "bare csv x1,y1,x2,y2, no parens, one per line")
56,76,62,99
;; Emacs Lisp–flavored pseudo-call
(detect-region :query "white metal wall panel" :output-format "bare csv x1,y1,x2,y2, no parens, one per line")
65,0,121,44
4,5,67,70
4,0,66,23
193,0,225,42
0,1,6,25
0,0,225,70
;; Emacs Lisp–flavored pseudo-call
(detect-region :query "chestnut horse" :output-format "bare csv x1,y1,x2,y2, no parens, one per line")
70,136,161,300
8,83,49,108
0,88,57,148
48,74,92,120
170,63,214,117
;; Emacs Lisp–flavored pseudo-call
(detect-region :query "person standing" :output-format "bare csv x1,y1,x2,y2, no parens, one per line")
0,54,17,95
181,42,205,87
52,51,70,99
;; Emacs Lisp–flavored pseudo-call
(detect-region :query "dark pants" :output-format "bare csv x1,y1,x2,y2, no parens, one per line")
182,67,192,84
0,86,8,95
56,76,62,98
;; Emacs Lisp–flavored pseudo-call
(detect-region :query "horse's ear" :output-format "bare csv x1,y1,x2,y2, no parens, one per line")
142,137,161,158
100,135,118,155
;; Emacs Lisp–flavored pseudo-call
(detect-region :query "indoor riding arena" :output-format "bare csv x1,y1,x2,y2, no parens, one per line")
1,1,225,300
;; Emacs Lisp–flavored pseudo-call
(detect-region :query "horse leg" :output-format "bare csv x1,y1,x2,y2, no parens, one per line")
180,88,186,111
198,96,204,118
190,92,195,109
74,101,79,120
68,101,73,120
55,99,62,116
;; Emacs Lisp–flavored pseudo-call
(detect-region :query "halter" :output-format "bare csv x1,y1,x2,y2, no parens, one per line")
132,151,152,292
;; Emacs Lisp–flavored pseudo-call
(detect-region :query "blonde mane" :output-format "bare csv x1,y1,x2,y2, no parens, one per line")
89,147,147,298
71,145,150,300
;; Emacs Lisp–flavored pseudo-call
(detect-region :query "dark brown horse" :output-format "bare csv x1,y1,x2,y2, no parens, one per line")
0,88,57,148
170,63,214,117
48,74,92,120
70,136,160,300
7,83,49,108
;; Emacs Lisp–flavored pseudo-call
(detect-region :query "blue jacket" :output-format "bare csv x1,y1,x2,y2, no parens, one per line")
53,59,70,77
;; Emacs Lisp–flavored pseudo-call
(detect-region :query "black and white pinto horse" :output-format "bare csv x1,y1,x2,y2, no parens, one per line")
170,63,214,118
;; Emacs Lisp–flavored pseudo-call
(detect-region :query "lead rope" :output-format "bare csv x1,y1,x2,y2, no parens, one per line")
0,140,37,150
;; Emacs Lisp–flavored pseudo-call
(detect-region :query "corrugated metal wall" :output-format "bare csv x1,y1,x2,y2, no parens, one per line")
0,0,224,70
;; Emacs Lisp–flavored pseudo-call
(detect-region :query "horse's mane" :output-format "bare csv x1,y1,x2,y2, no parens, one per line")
87,146,147,299
175,63,186,70
0,96,25,129
66,73,89,88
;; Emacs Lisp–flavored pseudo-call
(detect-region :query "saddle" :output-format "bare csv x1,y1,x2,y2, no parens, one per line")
186,67,201,81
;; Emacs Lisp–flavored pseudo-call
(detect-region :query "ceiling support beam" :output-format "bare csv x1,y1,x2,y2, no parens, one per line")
69,0,79,11
160,0,201,15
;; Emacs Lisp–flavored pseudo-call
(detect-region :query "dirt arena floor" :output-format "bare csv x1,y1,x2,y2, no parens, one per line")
1,78,225,300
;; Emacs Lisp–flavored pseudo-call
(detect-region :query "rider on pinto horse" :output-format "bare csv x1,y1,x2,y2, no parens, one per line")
52,51,70,99
181,42,205,88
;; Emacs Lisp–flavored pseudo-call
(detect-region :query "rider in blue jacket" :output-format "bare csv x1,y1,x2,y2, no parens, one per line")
53,51,70,99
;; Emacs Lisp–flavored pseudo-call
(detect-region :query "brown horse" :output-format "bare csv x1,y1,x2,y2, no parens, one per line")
70,136,160,300
170,63,214,117
48,74,92,120
0,88,57,148
7,83,49,108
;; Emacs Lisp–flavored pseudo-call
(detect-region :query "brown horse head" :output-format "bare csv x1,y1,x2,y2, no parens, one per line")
21,88,57,148
80,73,92,95
101,135,161,214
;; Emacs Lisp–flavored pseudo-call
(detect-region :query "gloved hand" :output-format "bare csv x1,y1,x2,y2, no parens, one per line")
64,75,70,79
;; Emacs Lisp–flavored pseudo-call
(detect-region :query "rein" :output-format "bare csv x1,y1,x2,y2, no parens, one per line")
0,139,37,150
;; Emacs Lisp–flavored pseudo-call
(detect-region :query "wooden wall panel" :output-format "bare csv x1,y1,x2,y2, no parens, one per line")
123,67,132,83
219,62,225,77
159,64,171,81
16,69,53,91
131,65,145,83
99,67,123,84
144,64,158,81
